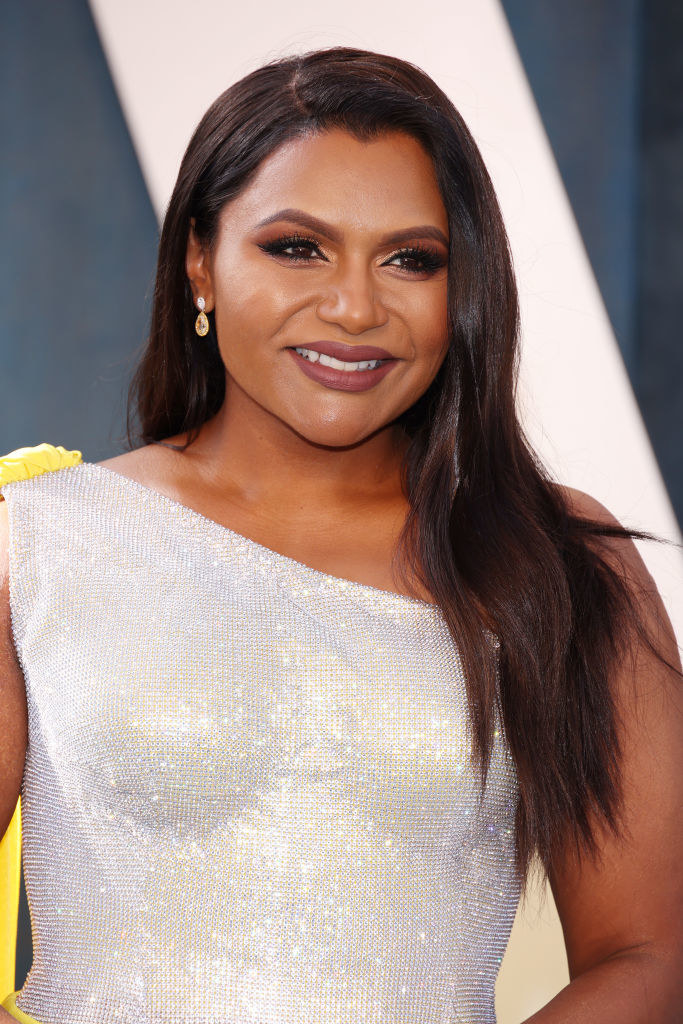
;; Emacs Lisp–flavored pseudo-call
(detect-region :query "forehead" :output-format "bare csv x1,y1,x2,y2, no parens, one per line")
221,128,448,235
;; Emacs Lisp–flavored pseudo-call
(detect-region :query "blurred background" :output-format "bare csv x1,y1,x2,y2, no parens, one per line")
3,1,681,519
2,0,682,1016
505,0,682,520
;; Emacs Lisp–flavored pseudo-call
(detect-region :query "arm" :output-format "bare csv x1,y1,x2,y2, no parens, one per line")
524,490,683,1023
0,499,29,1003
0,500,28,839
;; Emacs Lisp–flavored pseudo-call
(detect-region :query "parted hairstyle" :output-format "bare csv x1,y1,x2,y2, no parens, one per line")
126,45,679,884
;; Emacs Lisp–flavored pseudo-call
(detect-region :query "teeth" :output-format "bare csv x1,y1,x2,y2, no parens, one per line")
294,347,381,371
297,347,319,362
320,353,354,370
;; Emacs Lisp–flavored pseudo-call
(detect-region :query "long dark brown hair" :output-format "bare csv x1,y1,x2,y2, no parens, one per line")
126,46,680,883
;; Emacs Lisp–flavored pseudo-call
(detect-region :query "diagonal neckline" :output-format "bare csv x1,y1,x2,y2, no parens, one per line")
85,461,440,613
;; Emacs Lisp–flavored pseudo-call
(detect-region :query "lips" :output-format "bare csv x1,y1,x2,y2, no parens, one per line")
289,340,395,362
287,347,398,392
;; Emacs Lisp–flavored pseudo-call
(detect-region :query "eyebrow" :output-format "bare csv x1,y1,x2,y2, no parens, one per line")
254,207,449,248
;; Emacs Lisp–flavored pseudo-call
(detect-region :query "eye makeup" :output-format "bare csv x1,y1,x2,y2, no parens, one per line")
257,232,447,274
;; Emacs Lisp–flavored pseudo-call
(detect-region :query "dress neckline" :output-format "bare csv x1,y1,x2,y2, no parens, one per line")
85,461,441,614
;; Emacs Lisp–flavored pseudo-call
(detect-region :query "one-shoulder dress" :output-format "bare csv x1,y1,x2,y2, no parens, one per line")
0,443,520,1024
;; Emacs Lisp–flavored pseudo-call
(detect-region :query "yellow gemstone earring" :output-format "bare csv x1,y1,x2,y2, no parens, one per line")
195,296,210,337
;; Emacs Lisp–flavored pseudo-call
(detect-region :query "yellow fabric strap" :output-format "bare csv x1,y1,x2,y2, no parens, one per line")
1,992,42,1024
0,443,83,494
0,800,21,1005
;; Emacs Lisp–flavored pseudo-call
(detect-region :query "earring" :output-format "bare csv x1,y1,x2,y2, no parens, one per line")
195,296,209,337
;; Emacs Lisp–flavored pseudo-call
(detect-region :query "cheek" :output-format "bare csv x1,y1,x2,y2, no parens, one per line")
212,266,291,359
408,286,450,369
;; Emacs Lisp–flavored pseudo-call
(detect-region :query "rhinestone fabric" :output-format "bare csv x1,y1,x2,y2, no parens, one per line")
1,461,521,1024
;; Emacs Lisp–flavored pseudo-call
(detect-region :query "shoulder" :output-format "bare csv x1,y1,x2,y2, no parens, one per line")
553,483,656,589
94,438,211,505
548,496,683,987
94,443,167,483
0,442,84,646
0,443,83,499
556,486,680,718
554,483,622,528
0,444,85,625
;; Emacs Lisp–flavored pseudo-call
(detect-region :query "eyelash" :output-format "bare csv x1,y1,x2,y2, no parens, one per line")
258,233,446,274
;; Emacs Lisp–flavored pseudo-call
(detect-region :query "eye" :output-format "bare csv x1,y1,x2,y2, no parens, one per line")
384,245,447,274
258,234,447,274
258,234,325,262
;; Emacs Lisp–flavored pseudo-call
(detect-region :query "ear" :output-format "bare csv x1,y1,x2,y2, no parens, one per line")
186,219,215,311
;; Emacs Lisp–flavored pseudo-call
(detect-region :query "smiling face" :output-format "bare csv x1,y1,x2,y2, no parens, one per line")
186,127,450,449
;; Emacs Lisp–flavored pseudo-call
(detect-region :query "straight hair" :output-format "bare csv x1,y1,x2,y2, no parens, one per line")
126,46,680,884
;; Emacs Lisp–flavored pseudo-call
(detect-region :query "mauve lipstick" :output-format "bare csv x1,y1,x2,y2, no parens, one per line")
290,340,395,361
286,339,399,392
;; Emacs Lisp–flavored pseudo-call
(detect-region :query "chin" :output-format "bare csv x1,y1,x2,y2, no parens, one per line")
292,419,380,450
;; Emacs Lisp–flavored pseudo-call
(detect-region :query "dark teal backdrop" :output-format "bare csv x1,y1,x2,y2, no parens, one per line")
1,0,159,986
504,0,683,518
2,0,682,989
1,1,158,466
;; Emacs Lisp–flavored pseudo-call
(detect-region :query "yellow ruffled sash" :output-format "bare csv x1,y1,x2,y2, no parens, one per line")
0,444,83,498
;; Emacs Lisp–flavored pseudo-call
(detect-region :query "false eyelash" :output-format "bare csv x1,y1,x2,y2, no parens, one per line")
258,233,446,273
258,233,321,260
389,245,446,272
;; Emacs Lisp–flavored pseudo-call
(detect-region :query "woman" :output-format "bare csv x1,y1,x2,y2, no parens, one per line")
0,45,681,1024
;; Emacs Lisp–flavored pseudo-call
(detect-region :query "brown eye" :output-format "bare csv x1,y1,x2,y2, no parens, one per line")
258,234,325,262
384,246,446,273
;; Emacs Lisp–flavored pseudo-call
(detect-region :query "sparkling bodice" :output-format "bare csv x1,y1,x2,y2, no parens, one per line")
1,460,520,1024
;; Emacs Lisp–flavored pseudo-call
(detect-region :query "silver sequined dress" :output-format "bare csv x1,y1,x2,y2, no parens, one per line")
1,461,520,1024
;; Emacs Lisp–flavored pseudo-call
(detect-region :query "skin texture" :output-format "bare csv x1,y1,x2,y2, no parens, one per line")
0,128,681,1020
104,129,452,602
529,490,683,1021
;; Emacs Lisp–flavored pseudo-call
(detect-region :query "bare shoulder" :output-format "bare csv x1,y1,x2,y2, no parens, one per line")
547,487,683,990
555,483,622,527
95,442,168,482
554,483,658,587
94,435,193,495
553,484,681,696
553,484,680,679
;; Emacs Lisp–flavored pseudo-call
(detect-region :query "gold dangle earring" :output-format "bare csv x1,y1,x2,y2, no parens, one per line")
195,296,210,337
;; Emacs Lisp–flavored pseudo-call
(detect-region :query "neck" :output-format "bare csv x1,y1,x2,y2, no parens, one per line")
175,382,410,513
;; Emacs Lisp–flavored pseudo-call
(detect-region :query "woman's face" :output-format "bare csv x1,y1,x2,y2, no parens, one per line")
187,127,450,449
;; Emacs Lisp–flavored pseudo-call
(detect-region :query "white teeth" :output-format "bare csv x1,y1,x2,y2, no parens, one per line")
320,353,356,370
294,347,381,371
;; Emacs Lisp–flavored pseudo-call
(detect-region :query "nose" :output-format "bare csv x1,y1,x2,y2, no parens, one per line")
315,260,389,335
